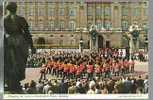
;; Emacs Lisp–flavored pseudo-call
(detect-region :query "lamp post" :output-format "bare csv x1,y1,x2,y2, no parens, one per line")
77,27,86,53
143,24,148,52
80,28,83,53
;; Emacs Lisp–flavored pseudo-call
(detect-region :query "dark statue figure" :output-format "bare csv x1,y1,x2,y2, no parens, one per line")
90,29,97,46
132,30,139,48
4,2,35,93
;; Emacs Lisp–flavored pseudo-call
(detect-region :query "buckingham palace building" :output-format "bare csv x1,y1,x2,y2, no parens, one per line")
4,0,149,49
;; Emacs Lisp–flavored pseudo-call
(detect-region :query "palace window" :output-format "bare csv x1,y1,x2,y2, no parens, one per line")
144,8,148,16
87,6,93,16
104,21,112,30
96,23,102,30
122,7,128,16
59,21,65,30
104,7,111,16
96,7,101,16
38,4,45,16
122,20,128,31
18,5,25,16
69,8,76,16
48,6,54,16
38,20,44,30
28,5,34,16
133,8,140,16
49,21,54,30
69,21,76,31
59,8,64,16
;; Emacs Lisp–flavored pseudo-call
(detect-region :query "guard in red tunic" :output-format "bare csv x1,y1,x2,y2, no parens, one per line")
52,61,57,76
69,64,75,79
63,63,69,78
76,65,82,79
124,59,129,74
95,64,101,77
100,64,104,78
114,61,119,76
56,61,60,77
120,60,125,75
58,62,64,77
130,59,135,73
87,62,94,80
105,63,110,78
46,58,52,74
79,63,84,78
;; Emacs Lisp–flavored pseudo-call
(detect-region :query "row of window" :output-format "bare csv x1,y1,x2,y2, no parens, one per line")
95,21,128,30
18,5,148,17
87,7,148,16
28,21,76,30
28,20,130,31
18,5,76,16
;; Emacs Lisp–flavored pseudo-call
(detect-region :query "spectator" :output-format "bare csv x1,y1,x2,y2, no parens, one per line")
27,80,37,94
43,81,52,94
136,76,144,93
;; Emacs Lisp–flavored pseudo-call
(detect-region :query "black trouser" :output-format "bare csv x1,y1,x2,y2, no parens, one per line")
105,71,110,78
39,72,46,80
126,67,129,74
63,72,68,78
46,67,51,74
114,71,119,76
59,70,63,77
121,68,125,75
52,69,57,76
131,66,134,73
88,73,93,80
70,73,74,79
96,73,100,77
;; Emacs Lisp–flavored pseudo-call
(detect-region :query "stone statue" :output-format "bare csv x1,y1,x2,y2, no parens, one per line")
4,2,35,93
132,30,139,48
90,26,97,46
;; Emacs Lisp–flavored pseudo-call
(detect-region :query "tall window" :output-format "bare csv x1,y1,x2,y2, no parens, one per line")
104,7,111,16
122,7,128,16
87,6,92,16
133,8,140,16
38,20,44,30
144,8,148,16
38,5,45,16
59,21,64,30
18,5,25,16
49,21,54,30
122,20,128,30
48,6,54,16
69,21,75,31
96,23,102,30
28,5,34,16
96,7,101,16
69,8,76,16
59,8,64,16
105,21,111,30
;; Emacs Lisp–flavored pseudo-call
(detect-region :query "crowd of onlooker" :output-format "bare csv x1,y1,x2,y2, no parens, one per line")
21,75,148,94
23,48,148,94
